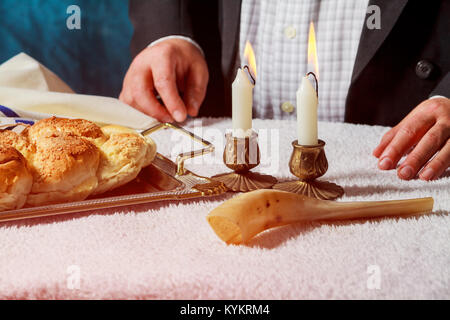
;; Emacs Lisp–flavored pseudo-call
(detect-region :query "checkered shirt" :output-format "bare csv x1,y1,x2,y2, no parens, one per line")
238,0,369,122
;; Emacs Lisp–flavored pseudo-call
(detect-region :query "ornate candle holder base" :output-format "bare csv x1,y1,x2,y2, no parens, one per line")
213,171,277,192
211,131,277,192
273,180,343,200
272,140,344,200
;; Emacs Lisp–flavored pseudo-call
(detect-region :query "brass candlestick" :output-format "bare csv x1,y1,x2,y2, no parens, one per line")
212,131,277,192
273,139,344,200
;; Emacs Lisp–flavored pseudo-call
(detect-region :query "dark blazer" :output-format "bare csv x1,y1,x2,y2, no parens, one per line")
129,0,449,126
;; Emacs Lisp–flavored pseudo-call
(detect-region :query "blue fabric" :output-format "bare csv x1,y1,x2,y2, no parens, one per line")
0,0,133,98
0,105,20,117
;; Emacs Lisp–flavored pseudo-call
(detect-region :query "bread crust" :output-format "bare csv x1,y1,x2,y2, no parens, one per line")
0,129,35,160
25,117,105,141
0,146,33,210
26,132,100,206
92,125,156,195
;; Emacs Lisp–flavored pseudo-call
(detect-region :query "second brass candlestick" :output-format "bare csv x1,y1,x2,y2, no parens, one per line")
273,140,344,200
212,131,277,192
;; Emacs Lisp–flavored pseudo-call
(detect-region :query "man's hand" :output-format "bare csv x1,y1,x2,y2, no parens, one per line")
120,38,209,123
373,97,450,181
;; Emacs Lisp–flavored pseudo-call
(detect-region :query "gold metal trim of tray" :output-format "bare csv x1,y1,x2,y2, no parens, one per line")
0,122,227,223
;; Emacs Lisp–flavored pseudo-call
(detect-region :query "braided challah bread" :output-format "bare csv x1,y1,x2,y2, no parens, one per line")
0,117,156,210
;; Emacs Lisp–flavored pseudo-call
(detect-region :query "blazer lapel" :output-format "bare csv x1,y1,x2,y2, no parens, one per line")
351,0,408,82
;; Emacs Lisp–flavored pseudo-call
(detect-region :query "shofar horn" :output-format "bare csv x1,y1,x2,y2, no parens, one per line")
207,189,434,245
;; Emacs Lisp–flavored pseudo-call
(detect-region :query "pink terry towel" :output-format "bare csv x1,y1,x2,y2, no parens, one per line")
0,118,448,299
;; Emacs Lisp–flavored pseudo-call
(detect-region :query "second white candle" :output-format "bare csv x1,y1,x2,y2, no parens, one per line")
296,76,318,145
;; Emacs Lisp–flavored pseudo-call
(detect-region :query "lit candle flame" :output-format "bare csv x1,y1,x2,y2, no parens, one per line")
244,41,257,79
307,21,319,80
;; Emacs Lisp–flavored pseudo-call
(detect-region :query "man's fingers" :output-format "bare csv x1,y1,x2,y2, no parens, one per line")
133,78,174,123
397,124,446,180
120,64,174,123
119,68,136,105
119,89,131,105
373,127,397,158
184,63,209,117
152,60,187,122
378,116,433,170
419,139,450,180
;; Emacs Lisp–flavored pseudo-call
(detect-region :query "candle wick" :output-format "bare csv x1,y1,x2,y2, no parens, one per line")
243,65,256,85
306,72,318,98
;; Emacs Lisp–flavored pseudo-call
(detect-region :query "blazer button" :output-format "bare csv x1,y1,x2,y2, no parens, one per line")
284,26,296,39
415,60,434,79
281,102,294,113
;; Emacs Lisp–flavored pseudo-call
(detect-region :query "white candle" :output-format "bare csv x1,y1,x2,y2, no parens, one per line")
296,76,318,145
232,68,254,138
